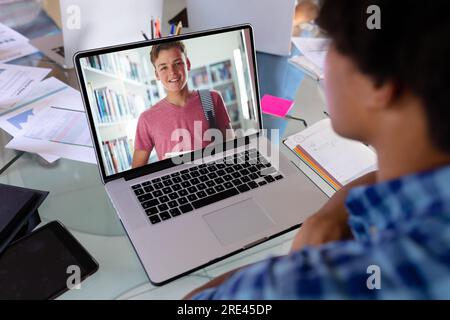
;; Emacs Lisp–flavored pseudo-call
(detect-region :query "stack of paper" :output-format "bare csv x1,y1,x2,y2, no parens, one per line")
0,77,96,164
284,118,377,190
0,63,51,110
290,37,330,81
0,22,39,63
0,24,96,164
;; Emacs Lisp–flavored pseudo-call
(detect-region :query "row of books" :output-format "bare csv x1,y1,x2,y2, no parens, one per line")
102,137,133,175
88,84,146,123
190,67,210,88
216,83,237,104
82,54,142,82
210,61,232,83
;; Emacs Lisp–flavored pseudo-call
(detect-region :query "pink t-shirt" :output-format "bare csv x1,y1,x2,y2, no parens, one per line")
135,90,232,160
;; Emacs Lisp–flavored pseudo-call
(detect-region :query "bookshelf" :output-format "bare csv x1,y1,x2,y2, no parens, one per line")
188,59,242,129
81,50,163,174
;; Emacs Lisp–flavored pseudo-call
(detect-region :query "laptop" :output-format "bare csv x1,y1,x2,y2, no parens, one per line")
186,0,296,56
74,24,327,285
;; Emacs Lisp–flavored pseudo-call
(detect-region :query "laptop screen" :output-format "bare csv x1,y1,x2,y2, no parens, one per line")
77,26,260,179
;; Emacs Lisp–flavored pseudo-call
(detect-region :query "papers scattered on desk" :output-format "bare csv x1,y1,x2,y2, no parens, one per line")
0,63,51,110
0,42,38,63
0,22,28,49
6,107,96,164
0,23,38,63
1,77,96,164
284,118,377,190
290,37,330,81
0,24,96,164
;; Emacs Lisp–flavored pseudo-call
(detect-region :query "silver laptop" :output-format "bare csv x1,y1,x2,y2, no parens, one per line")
74,25,327,285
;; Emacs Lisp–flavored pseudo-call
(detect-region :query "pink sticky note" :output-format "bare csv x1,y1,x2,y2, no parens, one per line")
261,94,294,118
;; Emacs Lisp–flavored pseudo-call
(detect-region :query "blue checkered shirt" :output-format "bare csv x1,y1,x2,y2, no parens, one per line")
192,165,450,299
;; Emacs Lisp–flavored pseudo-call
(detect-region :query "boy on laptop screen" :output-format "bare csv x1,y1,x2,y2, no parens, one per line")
132,41,235,167
79,30,258,176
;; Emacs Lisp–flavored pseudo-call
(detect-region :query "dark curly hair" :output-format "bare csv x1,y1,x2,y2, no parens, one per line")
317,0,450,153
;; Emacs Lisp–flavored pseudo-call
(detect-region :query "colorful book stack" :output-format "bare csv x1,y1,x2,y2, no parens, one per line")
190,67,209,87
210,61,232,83
216,84,236,103
283,119,377,192
82,54,141,82
102,137,133,175
88,84,145,123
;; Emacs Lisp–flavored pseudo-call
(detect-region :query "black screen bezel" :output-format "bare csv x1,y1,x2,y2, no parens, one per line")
73,24,263,184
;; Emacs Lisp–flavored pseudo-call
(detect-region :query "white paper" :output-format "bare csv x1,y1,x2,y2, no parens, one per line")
291,37,330,80
6,105,97,164
0,77,77,136
0,22,29,50
0,77,96,163
6,133,96,164
0,63,51,109
285,118,377,185
0,41,38,63
289,55,324,80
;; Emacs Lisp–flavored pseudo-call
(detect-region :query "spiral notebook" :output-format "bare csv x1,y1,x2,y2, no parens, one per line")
283,119,377,191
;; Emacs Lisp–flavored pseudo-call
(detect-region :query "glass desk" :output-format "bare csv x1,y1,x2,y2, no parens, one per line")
0,76,332,300
0,1,333,299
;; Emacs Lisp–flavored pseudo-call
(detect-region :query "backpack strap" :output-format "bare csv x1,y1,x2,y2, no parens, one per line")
198,89,216,129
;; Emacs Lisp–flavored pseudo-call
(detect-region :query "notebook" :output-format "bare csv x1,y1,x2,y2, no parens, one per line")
283,119,377,191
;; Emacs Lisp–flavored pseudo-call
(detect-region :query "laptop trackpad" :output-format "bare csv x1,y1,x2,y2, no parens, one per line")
203,199,275,246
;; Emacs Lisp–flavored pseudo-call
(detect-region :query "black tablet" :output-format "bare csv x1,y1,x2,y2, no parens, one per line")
0,221,99,299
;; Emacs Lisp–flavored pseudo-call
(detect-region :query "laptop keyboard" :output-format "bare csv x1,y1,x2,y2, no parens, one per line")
131,149,284,225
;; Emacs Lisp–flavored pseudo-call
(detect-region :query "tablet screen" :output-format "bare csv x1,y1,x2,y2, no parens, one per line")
0,221,98,299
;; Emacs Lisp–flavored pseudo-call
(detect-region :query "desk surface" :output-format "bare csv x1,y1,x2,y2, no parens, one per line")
0,2,332,299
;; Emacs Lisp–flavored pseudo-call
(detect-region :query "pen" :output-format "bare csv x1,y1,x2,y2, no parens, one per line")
150,17,154,39
141,31,149,40
175,21,183,35
155,18,161,38
170,23,175,35
285,115,308,127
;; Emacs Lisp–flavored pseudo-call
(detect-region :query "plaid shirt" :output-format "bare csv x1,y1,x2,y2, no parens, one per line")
192,165,450,299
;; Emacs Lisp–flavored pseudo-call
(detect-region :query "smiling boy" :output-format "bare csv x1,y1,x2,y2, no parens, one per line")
132,41,234,167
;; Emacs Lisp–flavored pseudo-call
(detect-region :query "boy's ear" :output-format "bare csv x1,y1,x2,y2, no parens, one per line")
368,80,397,111
186,57,191,71
155,70,160,81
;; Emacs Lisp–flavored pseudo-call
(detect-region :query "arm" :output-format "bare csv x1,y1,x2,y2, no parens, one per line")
133,113,154,168
183,265,249,300
184,228,431,300
132,149,151,168
184,172,377,299
290,171,377,252
211,91,235,140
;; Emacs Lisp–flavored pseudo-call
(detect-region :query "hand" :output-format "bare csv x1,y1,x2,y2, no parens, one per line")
290,171,377,252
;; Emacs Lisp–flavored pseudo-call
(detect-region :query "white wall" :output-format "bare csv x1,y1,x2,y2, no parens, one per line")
184,31,242,68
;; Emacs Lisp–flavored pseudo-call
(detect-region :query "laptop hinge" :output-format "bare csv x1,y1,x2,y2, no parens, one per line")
124,160,175,181
123,136,255,182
